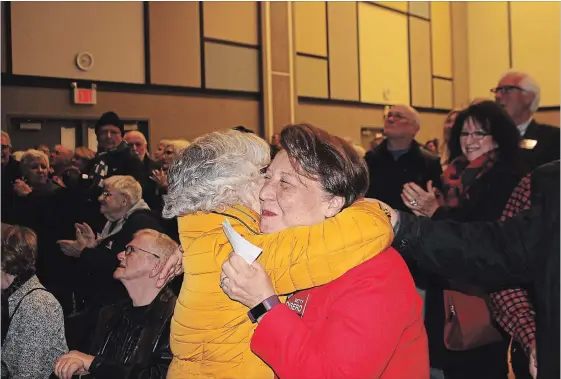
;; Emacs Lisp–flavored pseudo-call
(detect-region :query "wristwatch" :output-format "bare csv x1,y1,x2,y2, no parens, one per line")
248,295,281,323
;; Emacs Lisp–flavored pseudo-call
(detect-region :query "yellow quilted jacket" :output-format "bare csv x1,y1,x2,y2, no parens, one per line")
167,200,393,379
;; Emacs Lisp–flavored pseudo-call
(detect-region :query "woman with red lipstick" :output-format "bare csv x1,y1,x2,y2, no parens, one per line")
159,129,395,379
220,125,428,379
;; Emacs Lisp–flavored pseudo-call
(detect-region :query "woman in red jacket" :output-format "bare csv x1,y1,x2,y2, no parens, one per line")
220,124,429,379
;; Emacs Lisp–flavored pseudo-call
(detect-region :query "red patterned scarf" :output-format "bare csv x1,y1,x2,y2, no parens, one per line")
439,150,498,208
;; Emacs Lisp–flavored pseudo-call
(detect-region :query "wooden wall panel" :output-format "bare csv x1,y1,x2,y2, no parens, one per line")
11,2,145,83
294,1,327,56
510,2,560,106
205,42,259,92
430,1,452,78
203,1,258,45
433,78,453,109
467,2,510,101
409,18,432,107
296,56,328,98
358,4,409,105
149,2,201,87
409,2,430,19
327,2,359,101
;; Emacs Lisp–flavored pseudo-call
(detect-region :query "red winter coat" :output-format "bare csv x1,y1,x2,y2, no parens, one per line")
251,247,429,379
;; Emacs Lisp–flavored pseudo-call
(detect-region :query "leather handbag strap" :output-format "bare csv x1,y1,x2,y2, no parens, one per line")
8,288,49,324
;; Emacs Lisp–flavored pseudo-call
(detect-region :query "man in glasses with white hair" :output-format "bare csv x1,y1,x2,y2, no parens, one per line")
55,229,177,379
493,70,560,172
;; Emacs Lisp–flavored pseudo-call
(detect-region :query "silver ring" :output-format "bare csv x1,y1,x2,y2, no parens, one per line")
410,199,418,207
219,277,226,288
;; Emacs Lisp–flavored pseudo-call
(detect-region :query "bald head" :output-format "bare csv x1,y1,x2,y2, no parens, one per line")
124,131,148,160
383,104,421,143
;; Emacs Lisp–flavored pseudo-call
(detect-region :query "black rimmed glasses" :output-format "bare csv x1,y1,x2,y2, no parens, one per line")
490,85,526,95
124,245,160,259
459,131,489,140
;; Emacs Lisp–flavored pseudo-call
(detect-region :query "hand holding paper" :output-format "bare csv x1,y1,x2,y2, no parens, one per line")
222,219,262,264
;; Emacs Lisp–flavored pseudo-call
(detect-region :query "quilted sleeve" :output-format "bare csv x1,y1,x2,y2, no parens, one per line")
248,199,393,295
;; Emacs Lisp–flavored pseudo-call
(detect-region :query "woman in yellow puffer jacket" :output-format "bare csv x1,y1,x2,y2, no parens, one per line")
161,128,393,379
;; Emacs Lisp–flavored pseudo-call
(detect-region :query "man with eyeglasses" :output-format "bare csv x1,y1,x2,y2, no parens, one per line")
83,112,148,198
124,130,162,209
365,104,443,213
55,229,177,379
364,104,443,333
493,70,560,173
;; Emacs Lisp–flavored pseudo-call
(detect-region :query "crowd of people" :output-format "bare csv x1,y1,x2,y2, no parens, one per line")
0,69,558,379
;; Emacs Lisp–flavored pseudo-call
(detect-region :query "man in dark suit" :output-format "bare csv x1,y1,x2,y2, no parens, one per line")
493,70,560,173
364,104,443,213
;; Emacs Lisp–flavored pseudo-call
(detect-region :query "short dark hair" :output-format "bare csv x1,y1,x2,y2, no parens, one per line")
1,225,37,276
280,124,368,208
448,101,521,163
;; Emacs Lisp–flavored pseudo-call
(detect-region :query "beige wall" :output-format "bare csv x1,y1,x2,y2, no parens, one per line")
1,86,260,147
11,2,145,83
467,2,560,106
296,103,446,148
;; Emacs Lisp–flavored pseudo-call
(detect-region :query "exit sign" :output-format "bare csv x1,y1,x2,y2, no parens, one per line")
73,87,97,105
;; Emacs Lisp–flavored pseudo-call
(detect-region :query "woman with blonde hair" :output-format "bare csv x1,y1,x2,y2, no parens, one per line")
58,175,164,350
158,128,400,378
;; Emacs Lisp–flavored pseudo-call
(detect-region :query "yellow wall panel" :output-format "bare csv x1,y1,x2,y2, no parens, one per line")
409,2,430,19
451,2,469,108
433,78,453,109
296,56,328,98
205,43,259,92
294,2,327,56
203,2,258,45
375,2,408,12
409,18,432,108
150,2,201,87
327,2,359,101
430,1,452,78
358,3,410,105
510,2,560,106
467,2,510,101
11,2,145,83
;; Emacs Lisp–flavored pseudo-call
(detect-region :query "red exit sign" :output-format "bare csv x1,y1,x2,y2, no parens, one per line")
73,87,97,105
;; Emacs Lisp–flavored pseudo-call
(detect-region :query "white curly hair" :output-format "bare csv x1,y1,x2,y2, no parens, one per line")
162,129,271,218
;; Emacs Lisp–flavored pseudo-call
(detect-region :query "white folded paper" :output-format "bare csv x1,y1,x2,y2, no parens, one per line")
222,219,262,264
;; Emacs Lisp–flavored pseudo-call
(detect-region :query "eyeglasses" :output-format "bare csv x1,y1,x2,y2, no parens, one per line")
490,85,526,95
1,144,9,149
459,131,490,140
100,190,113,199
124,245,160,259
384,112,411,122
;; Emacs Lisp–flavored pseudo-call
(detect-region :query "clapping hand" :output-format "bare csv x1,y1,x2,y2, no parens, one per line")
401,180,440,217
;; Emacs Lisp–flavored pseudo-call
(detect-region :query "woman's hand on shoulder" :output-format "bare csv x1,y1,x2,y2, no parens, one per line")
153,245,184,288
220,253,275,309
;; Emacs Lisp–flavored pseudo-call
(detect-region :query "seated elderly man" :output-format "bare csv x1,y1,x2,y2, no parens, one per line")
55,229,177,379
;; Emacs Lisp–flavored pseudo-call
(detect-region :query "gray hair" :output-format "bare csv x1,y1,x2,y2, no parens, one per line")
20,149,49,175
162,130,271,218
499,69,541,113
103,175,142,205
133,229,178,261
